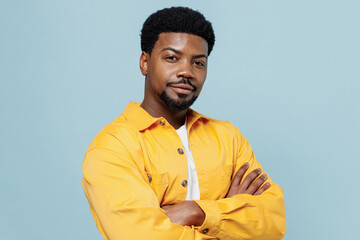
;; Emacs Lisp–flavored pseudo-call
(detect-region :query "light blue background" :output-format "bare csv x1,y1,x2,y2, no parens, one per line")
1,0,359,239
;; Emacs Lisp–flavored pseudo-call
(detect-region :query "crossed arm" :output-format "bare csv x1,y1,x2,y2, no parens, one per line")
161,163,270,227
83,130,286,239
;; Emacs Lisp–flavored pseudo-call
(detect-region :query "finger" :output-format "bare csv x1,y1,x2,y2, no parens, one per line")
254,182,271,196
232,162,250,186
247,174,267,194
240,168,262,190
226,163,250,198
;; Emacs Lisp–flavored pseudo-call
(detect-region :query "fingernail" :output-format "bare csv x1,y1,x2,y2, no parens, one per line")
244,163,249,167
262,174,267,180
256,168,262,174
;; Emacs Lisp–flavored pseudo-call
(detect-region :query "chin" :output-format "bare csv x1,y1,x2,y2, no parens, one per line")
158,90,198,111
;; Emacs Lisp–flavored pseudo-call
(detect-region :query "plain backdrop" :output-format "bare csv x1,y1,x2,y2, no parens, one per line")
1,0,359,239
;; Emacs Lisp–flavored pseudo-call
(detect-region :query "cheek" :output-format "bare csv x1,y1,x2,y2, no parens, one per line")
195,66,207,78
151,62,173,79
196,71,207,89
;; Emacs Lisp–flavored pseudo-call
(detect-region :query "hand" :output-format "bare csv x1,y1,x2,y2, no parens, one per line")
161,201,205,226
226,162,270,198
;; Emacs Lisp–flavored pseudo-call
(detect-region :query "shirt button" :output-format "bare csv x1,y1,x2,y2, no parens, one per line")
159,120,165,126
177,148,184,155
147,174,152,183
202,228,209,234
182,179,188,187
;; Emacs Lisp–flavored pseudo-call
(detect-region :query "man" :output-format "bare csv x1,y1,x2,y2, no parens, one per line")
82,7,286,240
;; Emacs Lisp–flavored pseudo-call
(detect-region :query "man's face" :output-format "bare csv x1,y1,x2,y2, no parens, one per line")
140,32,208,111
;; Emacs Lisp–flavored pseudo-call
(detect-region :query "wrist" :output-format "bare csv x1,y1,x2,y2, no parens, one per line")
191,201,205,226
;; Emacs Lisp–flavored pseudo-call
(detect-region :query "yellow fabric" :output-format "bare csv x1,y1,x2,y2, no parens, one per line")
82,101,286,240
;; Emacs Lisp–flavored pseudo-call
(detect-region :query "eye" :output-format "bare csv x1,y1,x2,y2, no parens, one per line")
194,61,205,67
166,56,178,62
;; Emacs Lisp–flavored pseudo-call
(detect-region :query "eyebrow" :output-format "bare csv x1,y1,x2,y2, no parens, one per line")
160,47,208,59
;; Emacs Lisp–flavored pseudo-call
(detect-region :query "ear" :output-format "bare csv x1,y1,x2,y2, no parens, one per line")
139,51,150,76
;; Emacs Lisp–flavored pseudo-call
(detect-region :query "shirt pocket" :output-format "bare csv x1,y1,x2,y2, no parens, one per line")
221,165,234,197
147,172,169,204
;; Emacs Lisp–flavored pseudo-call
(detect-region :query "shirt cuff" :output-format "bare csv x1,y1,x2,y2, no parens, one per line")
194,200,221,236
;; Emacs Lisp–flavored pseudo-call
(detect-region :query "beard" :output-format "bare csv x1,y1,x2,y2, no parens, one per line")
158,90,198,111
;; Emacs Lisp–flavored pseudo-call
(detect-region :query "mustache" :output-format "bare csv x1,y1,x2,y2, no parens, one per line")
167,78,197,91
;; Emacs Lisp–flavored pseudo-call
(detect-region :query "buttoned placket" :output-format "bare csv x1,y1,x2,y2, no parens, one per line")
158,118,189,196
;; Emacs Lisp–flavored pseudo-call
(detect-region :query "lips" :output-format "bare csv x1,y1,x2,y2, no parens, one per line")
169,83,194,95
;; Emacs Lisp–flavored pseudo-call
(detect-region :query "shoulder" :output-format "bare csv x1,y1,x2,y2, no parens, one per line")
87,114,140,153
189,108,236,131
194,111,248,147
199,112,243,137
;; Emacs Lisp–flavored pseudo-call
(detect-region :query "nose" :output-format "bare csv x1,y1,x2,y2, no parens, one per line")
176,60,195,80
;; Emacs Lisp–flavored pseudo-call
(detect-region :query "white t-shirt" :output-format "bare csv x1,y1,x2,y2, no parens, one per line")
175,124,200,200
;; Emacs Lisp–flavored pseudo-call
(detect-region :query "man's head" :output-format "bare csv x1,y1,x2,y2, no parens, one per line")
141,7,215,56
140,7,215,112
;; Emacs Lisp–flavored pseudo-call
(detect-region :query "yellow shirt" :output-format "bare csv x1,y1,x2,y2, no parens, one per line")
82,102,286,240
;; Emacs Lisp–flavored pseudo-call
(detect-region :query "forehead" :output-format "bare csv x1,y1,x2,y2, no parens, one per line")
153,32,208,55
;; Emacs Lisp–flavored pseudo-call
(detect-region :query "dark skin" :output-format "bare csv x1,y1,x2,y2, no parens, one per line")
140,33,208,129
139,33,270,226
226,162,271,198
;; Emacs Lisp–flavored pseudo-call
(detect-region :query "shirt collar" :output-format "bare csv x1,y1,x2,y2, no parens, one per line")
122,101,211,132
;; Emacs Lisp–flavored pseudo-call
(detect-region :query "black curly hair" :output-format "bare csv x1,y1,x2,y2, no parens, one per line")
141,7,215,55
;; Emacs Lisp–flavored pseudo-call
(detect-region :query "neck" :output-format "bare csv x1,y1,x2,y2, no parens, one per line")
141,98,187,129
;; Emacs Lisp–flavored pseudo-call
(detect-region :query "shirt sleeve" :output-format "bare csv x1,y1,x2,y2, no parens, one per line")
194,126,286,240
82,131,214,240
